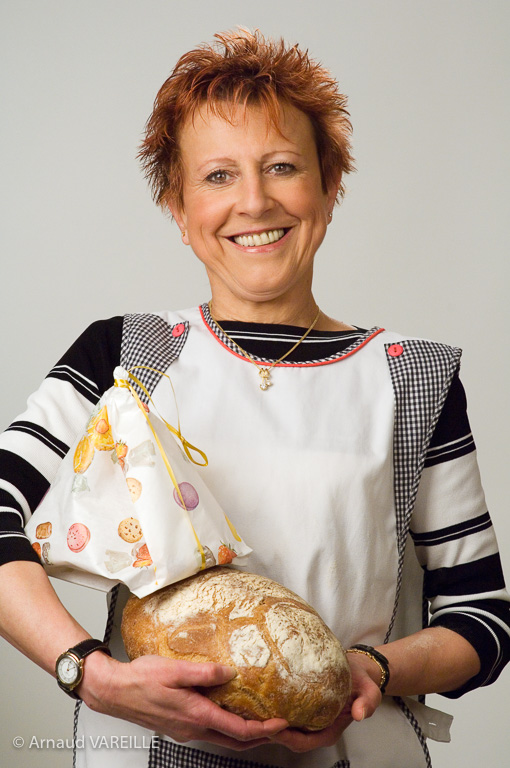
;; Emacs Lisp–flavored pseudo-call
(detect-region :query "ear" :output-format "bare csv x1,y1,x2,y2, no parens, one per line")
168,202,190,245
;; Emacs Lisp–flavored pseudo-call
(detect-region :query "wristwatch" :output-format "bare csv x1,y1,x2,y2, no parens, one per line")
55,638,112,699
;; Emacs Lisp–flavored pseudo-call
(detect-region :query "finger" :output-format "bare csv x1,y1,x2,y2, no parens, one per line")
161,702,288,747
179,731,275,751
199,701,288,742
273,729,334,753
273,714,353,753
229,717,289,741
161,683,288,744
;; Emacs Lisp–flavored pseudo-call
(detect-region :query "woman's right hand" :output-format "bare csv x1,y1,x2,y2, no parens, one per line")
80,652,288,750
0,563,285,750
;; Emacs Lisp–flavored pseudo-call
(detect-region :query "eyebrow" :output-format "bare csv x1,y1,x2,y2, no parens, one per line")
195,150,303,173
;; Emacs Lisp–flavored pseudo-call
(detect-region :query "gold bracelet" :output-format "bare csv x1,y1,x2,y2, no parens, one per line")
346,645,390,694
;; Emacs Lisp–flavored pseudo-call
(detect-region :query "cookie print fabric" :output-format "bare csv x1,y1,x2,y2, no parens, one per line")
25,366,251,597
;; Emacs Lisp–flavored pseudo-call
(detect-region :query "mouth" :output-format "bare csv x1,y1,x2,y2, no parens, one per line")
228,228,288,247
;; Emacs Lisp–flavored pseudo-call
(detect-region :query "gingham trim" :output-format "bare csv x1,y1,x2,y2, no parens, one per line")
149,740,279,768
72,587,119,766
394,697,432,768
200,303,383,367
103,584,120,644
149,741,350,768
72,700,82,768
384,339,461,642
120,314,189,401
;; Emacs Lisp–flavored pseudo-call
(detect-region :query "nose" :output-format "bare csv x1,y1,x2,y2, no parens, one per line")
235,170,275,219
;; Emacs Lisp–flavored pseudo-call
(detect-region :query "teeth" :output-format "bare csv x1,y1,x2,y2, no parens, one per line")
233,228,285,247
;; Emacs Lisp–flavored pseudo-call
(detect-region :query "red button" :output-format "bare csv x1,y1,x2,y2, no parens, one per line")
388,344,404,357
172,323,185,338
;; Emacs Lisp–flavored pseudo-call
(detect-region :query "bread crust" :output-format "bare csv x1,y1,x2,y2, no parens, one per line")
121,566,351,730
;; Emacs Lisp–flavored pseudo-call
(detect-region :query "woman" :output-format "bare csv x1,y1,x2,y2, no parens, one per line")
0,28,509,768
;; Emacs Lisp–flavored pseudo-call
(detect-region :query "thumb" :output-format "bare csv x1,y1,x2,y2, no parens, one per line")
351,688,382,722
351,697,368,722
170,660,237,689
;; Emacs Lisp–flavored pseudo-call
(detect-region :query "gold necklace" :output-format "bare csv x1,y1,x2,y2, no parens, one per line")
208,301,321,391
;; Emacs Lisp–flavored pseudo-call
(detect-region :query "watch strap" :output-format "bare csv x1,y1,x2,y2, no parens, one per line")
56,678,82,699
68,638,112,661
346,643,390,694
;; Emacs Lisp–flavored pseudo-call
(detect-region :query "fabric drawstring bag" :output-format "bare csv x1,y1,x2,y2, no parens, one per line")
25,366,251,597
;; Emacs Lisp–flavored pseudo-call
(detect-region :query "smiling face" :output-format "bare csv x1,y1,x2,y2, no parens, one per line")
170,102,338,322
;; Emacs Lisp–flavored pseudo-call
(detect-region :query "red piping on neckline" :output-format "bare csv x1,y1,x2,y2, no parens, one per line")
198,305,385,367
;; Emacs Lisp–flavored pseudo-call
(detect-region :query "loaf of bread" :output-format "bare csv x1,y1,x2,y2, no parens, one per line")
121,566,351,730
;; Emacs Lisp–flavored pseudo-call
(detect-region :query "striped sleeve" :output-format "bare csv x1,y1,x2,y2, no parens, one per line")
0,317,123,566
411,375,510,696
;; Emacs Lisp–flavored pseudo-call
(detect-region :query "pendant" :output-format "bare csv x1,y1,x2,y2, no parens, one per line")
259,368,272,391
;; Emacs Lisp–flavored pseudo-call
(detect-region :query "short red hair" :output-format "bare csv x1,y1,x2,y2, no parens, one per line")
139,28,355,211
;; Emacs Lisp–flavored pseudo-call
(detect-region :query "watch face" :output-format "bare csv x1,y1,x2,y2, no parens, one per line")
57,655,80,685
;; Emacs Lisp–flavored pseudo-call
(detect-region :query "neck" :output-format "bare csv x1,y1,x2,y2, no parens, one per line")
208,295,320,328
207,296,354,332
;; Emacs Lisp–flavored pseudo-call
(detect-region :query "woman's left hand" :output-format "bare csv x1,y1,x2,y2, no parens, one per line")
270,652,382,752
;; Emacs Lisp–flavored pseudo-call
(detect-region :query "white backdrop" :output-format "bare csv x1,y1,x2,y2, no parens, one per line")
1,1,508,766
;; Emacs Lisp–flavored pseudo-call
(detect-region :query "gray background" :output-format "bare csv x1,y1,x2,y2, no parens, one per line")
1,1,508,765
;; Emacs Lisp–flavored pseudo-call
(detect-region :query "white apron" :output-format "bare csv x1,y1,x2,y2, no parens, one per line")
75,305,457,768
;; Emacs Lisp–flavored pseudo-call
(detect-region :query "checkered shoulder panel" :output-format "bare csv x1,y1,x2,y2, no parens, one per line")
386,339,462,552
120,314,189,402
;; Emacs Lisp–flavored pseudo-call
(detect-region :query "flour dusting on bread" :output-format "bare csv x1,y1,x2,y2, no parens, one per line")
121,566,351,730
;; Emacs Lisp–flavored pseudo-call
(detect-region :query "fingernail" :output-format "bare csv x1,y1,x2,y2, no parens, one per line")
222,665,237,680
360,707,366,721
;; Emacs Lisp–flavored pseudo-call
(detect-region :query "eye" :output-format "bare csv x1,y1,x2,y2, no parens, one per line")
205,169,231,185
269,162,296,175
